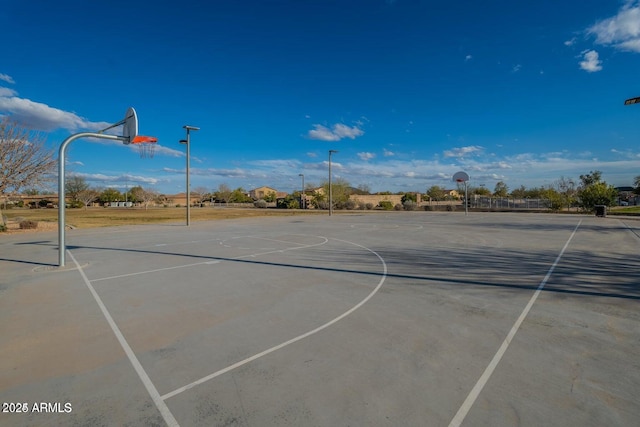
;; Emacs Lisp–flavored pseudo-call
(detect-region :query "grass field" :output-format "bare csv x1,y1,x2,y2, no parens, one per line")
2,204,638,233
1,206,325,231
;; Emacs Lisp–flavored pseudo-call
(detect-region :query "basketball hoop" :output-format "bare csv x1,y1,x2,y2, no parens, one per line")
131,135,158,158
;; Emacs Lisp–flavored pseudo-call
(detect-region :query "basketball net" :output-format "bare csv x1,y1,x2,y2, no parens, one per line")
131,136,158,158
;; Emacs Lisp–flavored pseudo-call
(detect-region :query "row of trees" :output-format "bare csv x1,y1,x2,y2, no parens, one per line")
58,171,639,212
426,171,627,212
1,119,637,218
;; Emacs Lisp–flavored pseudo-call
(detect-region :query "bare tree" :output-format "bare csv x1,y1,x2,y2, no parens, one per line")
77,189,100,210
0,119,56,195
0,119,56,225
66,175,90,203
130,186,159,210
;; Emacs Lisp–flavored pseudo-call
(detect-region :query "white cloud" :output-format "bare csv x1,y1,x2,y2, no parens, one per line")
443,145,484,158
0,73,15,84
579,49,603,72
0,87,17,97
383,148,395,157
71,172,159,185
357,152,376,161
307,123,364,141
465,54,473,61
564,37,577,46
0,93,111,131
588,1,640,52
512,64,522,73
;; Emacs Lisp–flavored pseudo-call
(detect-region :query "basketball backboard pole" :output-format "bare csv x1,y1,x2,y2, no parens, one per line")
58,108,148,267
453,171,470,216
58,132,127,267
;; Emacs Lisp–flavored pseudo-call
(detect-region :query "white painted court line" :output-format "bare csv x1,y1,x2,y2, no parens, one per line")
91,236,329,282
67,251,180,427
161,237,387,401
448,220,582,427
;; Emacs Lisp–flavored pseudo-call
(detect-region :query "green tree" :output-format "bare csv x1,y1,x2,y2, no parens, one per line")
401,193,417,204
229,187,252,203
493,181,509,197
577,170,617,211
311,191,327,209
426,185,446,201
277,193,300,209
321,178,351,208
633,175,640,196
510,185,527,199
540,186,564,211
579,171,602,187
471,186,491,196
99,188,123,203
264,191,277,202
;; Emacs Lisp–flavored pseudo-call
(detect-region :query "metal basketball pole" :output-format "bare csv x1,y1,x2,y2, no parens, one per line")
58,132,126,267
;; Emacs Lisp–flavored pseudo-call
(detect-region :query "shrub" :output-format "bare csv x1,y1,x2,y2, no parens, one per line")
378,200,394,210
345,199,356,210
365,203,373,210
0,223,6,232
19,220,38,229
403,200,417,211
254,199,268,208
424,205,433,211
394,203,403,211
446,205,454,211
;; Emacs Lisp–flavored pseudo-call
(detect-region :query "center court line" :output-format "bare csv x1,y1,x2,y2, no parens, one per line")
67,251,180,427
448,220,582,427
161,237,388,401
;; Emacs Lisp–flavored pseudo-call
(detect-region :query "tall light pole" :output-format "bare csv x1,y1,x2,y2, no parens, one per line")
179,125,200,226
298,173,305,209
328,150,338,216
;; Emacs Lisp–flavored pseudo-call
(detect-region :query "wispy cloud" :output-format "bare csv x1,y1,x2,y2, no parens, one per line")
443,145,484,158
588,1,640,52
357,152,376,161
579,49,603,72
307,123,364,141
0,73,15,84
70,172,159,186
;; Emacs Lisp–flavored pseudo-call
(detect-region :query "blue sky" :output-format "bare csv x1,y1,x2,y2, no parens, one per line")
2,0,640,195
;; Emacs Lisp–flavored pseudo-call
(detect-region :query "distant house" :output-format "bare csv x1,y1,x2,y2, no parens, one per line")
444,189,461,199
249,186,278,200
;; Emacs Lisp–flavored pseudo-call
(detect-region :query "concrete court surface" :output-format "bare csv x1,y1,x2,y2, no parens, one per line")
0,211,638,427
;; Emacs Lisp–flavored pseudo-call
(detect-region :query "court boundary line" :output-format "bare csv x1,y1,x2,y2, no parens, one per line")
161,237,388,401
68,250,180,427
448,219,582,427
